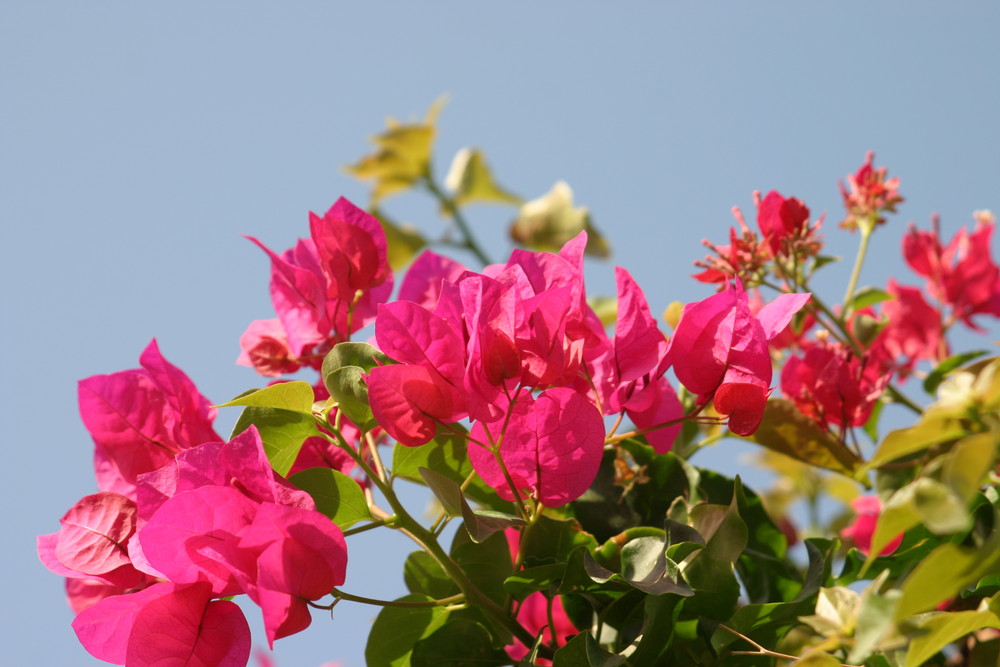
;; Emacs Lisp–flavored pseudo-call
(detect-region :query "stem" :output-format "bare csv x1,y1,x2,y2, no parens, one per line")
842,222,874,316
331,588,465,608
605,403,710,446
720,625,862,667
422,175,493,266
342,517,395,537
320,431,539,651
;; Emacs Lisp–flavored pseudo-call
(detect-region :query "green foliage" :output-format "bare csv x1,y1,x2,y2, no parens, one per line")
289,467,370,529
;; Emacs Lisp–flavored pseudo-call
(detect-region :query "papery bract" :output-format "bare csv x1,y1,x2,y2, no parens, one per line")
397,249,469,309
238,319,302,377
880,279,945,369
505,591,577,665
235,502,348,646
126,582,251,667
365,363,460,446
79,339,220,496
757,190,811,256
72,581,182,665
669,280,809,435
468,388,604,507
52,492,136,576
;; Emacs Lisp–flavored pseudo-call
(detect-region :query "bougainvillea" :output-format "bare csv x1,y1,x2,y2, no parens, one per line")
41,109,1000,666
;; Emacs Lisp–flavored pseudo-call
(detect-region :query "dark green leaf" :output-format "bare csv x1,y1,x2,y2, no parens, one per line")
520,515,598,567
289,467,370,529
461,507,526,544
620,536,692,596
552,631,627,667
451,530,512,604
404,551,460,600
420,466,465,516
365,595,449,667
411,618,509,667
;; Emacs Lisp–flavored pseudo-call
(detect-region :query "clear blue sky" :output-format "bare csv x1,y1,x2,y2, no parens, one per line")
3,3,998,665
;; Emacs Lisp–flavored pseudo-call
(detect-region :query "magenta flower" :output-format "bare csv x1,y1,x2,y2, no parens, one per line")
841,495,902,557
902,212,1000,331
669,280,810,436
78,339,220,497
243,197,394,373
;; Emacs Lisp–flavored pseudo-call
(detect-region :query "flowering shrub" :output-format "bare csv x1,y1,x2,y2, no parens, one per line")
41,105,1000,666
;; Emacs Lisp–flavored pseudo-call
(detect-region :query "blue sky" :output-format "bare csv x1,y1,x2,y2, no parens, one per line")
3,3,998,665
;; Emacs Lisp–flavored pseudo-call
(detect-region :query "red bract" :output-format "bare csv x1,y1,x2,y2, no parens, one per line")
840,495,902,557
78,339,220,497
693,206,769,285
880,279,946,370
603,268,681,453
242,197,393,374
468,388,604,507
505,591,578,665
669,280,810,436
757,189,825,263
839,150,903,230
780,340,891,429
901,212,1000,331
51,493,136,576
73,581,251,667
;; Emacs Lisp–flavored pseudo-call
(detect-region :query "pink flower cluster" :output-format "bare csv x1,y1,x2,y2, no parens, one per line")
40,342,346,666
239,197,394,376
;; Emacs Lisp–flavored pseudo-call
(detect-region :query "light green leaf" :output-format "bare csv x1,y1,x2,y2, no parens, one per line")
850,286,893,311
895,534,1000,620
322,341,390,377
904,600,1000,667
215,381,315,414
867,418,965,470
230,406,320,476
444,147,522,207
943,433,998,502
923,350,990,395
289,467,371,529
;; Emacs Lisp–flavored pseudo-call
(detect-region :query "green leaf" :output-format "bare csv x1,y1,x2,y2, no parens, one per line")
683,482,748,620
230,406,320,476
871,478,971,559
392,426,507,511
895,530,1000,620
451,530,512,604
461,507,526,544
215,381,315,414
943,432,998,502
404,550,460,600
411,618,509,667
365,595,449,667
587,294,618,328
289,467,370,529
552,631,627,667
850,285,893,311
904,601,1000,667
419,466,465,516
923,349,990,395
867,417,964,470
749,399,862,477
519,515,598,567
371,207,427,271
325,366,375,430
322,341,390,376
619,536,693,596
444,147,522,207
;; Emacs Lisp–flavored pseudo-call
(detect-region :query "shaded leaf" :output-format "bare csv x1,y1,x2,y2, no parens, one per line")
411,618,509,667
849,286,893,311
366,595,449,667
404,551,459,600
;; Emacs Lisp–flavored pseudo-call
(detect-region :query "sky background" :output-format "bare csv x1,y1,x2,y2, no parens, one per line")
3,3,999,665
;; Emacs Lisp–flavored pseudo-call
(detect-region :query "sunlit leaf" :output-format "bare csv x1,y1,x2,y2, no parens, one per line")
444,147,522,207
289,467,370,529
216,382,315,414
749,399,862,477
230,406,319,476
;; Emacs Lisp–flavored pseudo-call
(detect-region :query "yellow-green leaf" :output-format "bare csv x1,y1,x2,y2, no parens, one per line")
749,399,863,477
509,181,610,258
904,600,1000,667
444,148,521,207
215,381,315,414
